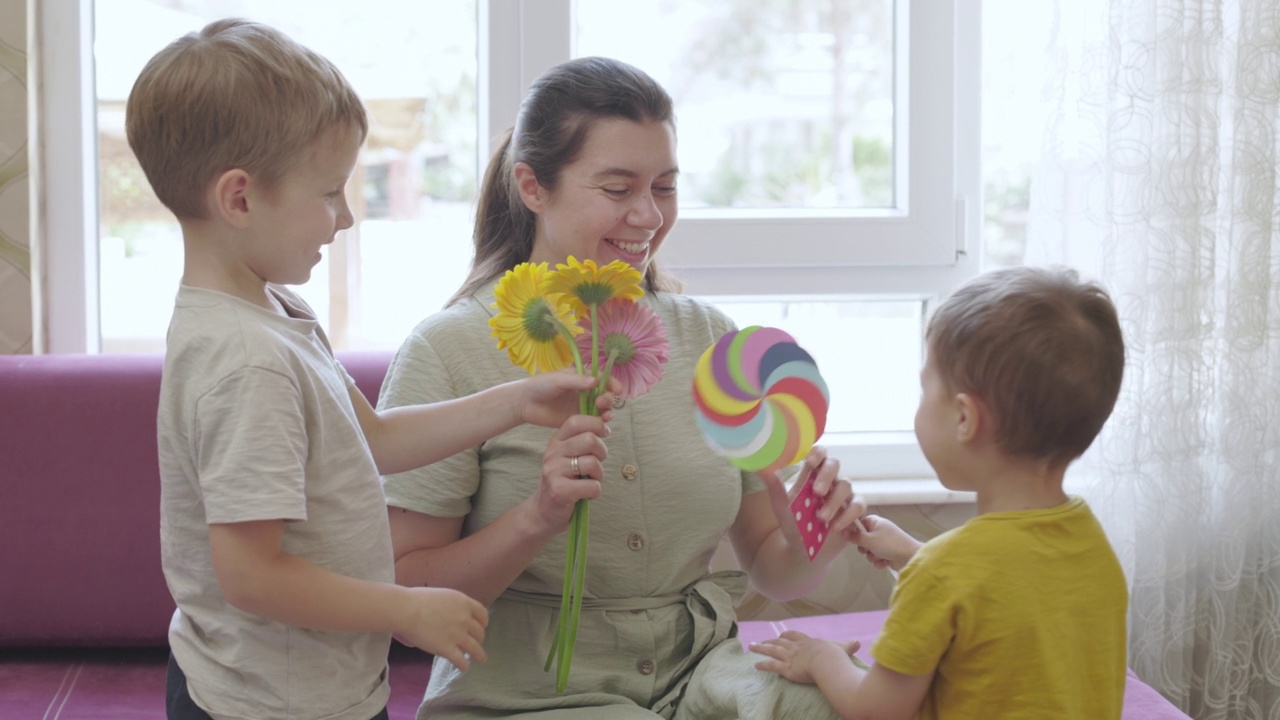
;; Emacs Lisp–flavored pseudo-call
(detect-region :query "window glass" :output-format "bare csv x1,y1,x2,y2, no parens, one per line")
95,0,478,351
704,298,922,433
981,0,1054,270
576,0,895,211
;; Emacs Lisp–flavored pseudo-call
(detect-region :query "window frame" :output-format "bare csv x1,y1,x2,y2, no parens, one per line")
35,0,983,485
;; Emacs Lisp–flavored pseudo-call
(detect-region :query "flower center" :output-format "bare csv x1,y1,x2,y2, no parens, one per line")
574,282,615,307
521,299,563,343
603,332,638,365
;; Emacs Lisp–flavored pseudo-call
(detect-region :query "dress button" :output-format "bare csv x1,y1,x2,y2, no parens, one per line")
637,658,655,675
627,533,645,551
612,396,625,409
621,464,638,481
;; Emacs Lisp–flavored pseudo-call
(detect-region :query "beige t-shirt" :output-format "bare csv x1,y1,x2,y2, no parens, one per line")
158,285,393,720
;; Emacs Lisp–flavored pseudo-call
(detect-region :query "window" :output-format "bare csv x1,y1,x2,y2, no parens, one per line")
39,0,980,480
92,0,479,351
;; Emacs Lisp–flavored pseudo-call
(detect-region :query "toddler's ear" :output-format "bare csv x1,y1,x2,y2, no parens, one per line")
953,392,983,444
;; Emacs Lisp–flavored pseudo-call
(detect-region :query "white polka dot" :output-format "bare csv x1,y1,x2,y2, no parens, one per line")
808,546,816,557
818,533,824,542
804,497,811,507
794,511,802,522
807,522,813,532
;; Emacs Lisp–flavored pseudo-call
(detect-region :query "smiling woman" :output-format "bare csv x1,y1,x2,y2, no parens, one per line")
376,55,867,720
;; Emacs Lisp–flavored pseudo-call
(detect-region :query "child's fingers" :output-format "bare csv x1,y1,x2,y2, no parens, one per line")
445,647,471,672
469,600,489,628
753,658,786,675
747,640,788,660
462,636,487,665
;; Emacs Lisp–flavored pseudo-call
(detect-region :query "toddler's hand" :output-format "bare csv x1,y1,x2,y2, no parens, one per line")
750,631,860,685
843,515,921,572
394,587,489,671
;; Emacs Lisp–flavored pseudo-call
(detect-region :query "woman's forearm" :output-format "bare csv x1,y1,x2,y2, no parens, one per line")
393,500,558,607
745,528,834,601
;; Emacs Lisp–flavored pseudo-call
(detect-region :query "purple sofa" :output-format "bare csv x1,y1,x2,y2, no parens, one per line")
0,351,1189,719
0,351,395,648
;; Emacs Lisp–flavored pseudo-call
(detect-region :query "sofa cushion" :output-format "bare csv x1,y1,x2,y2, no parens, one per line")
0,352,394,647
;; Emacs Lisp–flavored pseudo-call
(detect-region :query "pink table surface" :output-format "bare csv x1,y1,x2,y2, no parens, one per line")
736,611,1189,720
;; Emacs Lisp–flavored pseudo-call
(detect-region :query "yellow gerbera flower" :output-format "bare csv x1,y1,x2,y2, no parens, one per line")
543,256,644,317
489,262,583,374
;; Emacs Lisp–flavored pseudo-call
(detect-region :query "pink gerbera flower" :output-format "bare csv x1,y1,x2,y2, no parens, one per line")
576,298,670,400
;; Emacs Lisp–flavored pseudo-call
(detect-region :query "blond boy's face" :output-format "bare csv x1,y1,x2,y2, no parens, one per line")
244,127,361,286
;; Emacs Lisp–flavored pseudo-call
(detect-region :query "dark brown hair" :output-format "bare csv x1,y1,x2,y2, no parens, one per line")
926,265,1126,466
449,56,681,305
126,18,368,220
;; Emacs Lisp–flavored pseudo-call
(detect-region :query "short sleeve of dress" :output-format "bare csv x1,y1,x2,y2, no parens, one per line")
378,315,479,518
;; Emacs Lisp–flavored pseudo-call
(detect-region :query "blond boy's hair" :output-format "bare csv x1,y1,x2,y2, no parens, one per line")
927,265,1125,467
126,18,368,219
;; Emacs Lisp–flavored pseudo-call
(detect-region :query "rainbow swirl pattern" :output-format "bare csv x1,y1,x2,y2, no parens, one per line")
692,326,829,473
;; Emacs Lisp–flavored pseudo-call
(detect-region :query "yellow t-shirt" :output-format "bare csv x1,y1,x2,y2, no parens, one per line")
871,496,1127,719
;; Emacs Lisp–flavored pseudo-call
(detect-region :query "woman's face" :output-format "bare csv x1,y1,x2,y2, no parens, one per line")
523,119,678,274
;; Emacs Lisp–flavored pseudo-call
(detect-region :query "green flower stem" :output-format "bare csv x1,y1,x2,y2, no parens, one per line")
595,349,619,397
590,306,600,381
552,319,589,415
557,498,590,693
544,506,580,672
544,313,599,690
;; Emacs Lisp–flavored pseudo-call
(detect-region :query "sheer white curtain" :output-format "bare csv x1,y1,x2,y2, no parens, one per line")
1023,1,1280,717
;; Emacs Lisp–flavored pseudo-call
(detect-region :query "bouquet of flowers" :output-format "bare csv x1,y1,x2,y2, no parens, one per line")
489,256,670,692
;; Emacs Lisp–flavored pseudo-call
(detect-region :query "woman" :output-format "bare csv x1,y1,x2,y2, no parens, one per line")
379,56,865,719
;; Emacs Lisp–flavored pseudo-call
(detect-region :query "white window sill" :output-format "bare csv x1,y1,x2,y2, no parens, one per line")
854,477,976,506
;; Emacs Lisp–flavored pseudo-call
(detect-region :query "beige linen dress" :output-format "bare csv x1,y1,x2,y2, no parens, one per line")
379,289,838,720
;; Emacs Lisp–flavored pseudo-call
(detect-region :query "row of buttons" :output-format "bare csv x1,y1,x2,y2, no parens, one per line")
602,392,654,682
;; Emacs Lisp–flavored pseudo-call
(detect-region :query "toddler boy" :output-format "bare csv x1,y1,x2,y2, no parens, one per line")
751,265,1128,719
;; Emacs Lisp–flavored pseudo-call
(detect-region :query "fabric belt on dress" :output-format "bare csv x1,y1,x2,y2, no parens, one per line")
501,571,749,718
500,571,748,615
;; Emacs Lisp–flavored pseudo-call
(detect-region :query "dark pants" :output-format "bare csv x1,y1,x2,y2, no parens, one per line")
166,653,390,720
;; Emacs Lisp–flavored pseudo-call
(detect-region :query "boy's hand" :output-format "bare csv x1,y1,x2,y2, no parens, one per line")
843,515,921,572
518,370,620,428
394,587,489,671
750,631,861,685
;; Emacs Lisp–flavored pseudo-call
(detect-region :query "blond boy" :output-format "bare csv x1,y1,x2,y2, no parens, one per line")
752,266,1128,719
128,19,611,720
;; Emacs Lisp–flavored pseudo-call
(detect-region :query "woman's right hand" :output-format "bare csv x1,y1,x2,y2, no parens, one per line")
525,414,611,535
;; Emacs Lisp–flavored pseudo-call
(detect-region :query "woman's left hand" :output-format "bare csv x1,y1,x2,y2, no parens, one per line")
760,447,866,563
